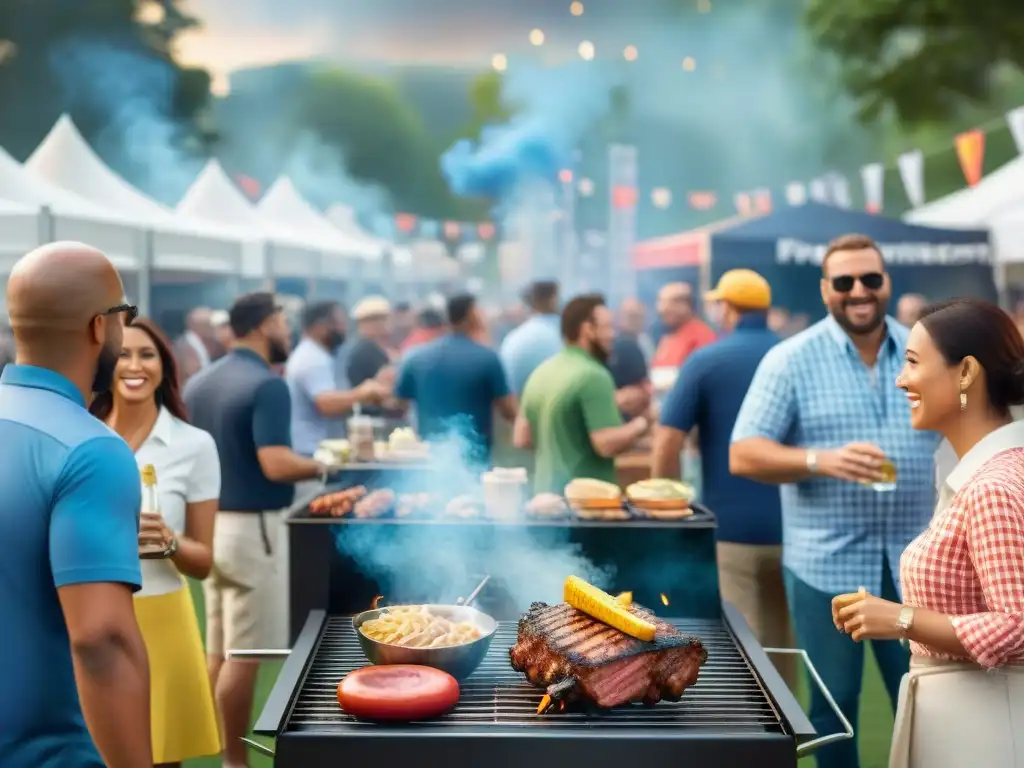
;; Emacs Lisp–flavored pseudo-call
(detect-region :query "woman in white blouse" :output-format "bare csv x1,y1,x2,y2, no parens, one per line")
91,317,221,766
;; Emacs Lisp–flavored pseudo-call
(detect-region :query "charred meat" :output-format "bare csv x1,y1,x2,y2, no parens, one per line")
509,601,707,709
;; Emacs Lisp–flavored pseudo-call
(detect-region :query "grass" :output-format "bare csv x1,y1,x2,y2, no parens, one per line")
181,580,895,768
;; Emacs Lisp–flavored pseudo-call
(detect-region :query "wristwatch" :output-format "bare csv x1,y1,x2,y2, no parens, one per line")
165,535,179,558
896,606,916,637
805,450,819,474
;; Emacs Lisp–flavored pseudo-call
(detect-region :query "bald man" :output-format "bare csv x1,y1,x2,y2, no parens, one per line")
651,282,716,369
0,242,151,766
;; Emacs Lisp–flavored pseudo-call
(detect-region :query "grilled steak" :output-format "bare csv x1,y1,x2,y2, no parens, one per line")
509,601,707,709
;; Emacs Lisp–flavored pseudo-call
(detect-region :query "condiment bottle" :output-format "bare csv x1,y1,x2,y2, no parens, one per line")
139,464,168,559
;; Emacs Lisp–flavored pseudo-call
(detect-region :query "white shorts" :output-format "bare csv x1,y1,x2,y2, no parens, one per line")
204,510,288,656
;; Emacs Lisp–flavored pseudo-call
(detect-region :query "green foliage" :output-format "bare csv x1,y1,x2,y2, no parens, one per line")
805,0,1024,125
461,70,513,141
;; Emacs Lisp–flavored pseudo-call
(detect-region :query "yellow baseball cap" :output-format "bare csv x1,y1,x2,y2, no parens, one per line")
704,269,772,310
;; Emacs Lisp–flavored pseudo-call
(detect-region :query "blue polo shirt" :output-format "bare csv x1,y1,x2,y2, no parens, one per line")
659,314,782,544
184,348,295,511
500,314,562,395
0,365,142,767
395,333,510,465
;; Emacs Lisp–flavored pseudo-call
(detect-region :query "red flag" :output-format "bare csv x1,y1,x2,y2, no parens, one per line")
558,168,574,184
687,191,717,210
753,189,772,214
394,213,418,233
477,221,496,240
954,129,985,187
234,173,261,199
611,186,638,209
443,221,461,239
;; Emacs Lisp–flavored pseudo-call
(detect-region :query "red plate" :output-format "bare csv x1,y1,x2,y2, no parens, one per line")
337,665,460,721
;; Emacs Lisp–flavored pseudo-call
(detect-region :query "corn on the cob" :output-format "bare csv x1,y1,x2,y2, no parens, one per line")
564,576,656,641
615,591,633,606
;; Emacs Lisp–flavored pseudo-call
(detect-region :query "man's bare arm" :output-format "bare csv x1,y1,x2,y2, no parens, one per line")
730,437,811,484
590,416,649,458
650,425,686,479
58,582,151,768
513,413,533,449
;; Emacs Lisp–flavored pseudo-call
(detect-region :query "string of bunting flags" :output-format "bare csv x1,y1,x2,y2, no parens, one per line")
373,212,500,243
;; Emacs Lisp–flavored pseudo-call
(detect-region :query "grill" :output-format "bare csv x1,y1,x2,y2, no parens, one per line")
252,606,846,767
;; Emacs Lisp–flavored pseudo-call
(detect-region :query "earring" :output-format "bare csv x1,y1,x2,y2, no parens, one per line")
960,391,967,411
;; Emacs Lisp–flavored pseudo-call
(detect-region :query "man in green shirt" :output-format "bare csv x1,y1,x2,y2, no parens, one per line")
514,294,651,493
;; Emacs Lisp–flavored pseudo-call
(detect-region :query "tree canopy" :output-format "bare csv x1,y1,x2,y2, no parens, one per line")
805,0,1024,124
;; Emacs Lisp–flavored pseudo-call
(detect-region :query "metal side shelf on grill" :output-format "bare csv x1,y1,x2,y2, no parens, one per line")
254,607,820,767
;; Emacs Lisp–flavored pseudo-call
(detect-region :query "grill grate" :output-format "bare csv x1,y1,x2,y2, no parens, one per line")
285,616,785,734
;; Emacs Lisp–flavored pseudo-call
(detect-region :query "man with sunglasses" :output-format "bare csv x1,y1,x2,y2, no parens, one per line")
730,234,939,768
0,242,150,767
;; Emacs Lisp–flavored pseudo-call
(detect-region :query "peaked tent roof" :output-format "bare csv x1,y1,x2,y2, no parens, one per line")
177,159,268,230
26,115,175,225
713,202,987,245
257,177,376,258
905,154,1024,226
0,144,128,222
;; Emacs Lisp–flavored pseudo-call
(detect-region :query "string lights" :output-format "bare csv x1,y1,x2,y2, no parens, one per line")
569,1,584,17
491,53,507,71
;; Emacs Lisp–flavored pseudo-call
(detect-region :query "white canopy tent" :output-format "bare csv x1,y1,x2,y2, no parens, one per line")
325,203,392,279
904,154,1024,292
26,115,249,277
0,196,43,270
0,144,142,273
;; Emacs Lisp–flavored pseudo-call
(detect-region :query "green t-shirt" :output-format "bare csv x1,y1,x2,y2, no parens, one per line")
521,347,623,494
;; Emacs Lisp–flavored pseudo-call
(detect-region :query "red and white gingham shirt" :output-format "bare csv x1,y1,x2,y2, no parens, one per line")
901,429,1024,669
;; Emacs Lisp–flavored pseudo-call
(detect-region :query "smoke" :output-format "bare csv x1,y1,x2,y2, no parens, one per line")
332,424,613,610
281,130,391,215
46,37,204,205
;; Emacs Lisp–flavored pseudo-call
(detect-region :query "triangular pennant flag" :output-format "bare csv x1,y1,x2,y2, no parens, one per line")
829,174,852,209
734,192,753,216
954,129,985,187
687,191,717,210
753,188,772,214
1008,106,1024,155
785,182,807,205
897,150,925,208
860,163,885,213
809,178,830,203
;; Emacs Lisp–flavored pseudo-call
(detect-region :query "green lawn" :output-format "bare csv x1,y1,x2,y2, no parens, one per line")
182,581,894,768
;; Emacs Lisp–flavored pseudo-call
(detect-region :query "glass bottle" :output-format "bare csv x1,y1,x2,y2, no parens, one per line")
139,464,169,559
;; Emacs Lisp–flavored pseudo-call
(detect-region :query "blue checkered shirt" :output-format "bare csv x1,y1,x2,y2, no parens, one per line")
731,316,939,596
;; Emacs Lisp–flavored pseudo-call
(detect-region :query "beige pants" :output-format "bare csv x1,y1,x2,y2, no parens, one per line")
891,656,1024,768
716,541,798,691
204,510,287,655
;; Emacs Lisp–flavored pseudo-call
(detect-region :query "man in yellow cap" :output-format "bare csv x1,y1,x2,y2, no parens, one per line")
650,268,796,689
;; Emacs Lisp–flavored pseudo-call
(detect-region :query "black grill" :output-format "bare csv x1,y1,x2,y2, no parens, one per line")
256,608,816,767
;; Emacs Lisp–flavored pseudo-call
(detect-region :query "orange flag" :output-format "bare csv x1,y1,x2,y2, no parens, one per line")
955,129,985,187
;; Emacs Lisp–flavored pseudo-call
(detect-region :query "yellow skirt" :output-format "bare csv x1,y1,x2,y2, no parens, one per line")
135,584,222,763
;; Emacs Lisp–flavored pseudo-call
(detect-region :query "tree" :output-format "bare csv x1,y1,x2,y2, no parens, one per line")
805,0,1024,124
0,0,214,165
462,70,515,141
296,68,457,218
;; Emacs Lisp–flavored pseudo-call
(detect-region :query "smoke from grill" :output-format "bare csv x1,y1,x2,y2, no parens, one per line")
331,418,614,609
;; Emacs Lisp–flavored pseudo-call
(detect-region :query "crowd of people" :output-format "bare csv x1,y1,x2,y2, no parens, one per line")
0,234,1023,768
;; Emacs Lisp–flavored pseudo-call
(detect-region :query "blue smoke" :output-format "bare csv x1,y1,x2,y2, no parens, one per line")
440,59,614,201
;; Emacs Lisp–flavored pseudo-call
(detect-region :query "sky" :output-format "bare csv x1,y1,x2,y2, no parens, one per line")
177,0,706,79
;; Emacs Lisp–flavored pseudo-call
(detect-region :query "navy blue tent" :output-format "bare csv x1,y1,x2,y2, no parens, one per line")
709,203,995,318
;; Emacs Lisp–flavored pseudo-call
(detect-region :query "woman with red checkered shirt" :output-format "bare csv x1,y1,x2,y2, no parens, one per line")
832,298,1024,768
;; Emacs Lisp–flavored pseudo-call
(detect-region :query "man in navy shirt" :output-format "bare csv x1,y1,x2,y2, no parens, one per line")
395,294,517,466
0,242,149,767
185,291,326,768
651,269,795,689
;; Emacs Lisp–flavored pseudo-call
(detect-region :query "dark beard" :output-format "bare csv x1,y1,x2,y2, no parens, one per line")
269,338,289,365
91,343,119,394
590,341,610,364
326,331,346,352
831,297,886,336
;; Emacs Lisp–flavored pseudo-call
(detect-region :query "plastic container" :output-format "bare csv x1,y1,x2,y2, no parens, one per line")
481,467,528,519
348,413,376,462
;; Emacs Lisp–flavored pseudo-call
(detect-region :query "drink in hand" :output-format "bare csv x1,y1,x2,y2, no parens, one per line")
139,464,170,559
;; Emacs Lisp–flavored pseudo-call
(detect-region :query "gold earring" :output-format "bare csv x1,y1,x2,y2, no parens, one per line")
960,391,967,411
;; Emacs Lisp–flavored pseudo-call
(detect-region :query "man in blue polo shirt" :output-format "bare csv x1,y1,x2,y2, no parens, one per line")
185,290,326,768
395,293,517,466
500,280,562,395
0,242,149,767
651,269,795,689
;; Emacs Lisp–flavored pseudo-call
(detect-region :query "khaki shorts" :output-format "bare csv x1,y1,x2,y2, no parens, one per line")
204,510,286,657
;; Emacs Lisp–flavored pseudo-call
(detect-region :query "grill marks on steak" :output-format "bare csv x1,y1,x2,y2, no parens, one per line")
509,602,708,709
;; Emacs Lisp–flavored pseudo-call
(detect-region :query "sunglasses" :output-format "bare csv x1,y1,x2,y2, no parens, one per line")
830,273,884,293
98,303,139,326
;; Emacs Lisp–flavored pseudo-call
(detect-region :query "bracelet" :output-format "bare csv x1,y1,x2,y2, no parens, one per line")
165,535,179,558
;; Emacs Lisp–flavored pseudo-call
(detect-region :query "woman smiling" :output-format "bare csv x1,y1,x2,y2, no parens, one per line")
90,317,221,767
832,298,1024,768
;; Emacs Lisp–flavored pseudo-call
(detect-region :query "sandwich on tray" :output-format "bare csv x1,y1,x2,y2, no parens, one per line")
625,478,694,519
563,478,628,520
